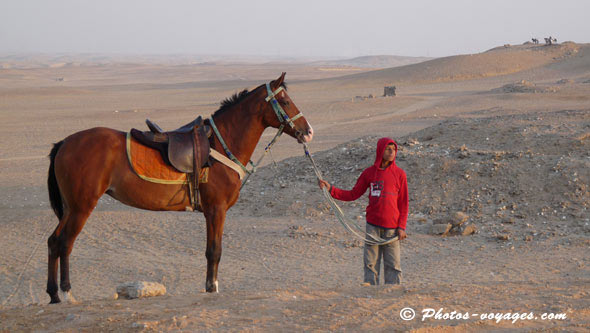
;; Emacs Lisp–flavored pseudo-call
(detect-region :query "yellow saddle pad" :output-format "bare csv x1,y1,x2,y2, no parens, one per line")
126,132,188,184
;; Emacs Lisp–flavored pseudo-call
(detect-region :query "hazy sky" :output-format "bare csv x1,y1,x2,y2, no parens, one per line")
2,0,589,58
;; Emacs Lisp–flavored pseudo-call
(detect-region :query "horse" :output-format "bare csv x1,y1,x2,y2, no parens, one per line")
46,73,313,304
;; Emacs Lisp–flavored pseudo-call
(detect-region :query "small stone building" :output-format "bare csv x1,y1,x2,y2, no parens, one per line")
384,86,396,96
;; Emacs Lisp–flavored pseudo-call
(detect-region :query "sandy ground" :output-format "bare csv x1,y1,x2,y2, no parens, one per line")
1,44,589,331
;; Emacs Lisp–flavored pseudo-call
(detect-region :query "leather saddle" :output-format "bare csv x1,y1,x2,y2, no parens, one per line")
130,116,212,173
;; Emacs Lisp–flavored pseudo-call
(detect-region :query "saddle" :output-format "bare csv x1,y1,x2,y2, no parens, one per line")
130,116,212,211
130,116,212,173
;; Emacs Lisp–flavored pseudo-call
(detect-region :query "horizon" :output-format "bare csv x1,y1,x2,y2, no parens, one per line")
2,0,589,58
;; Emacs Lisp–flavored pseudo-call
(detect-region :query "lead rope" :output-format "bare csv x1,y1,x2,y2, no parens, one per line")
302,144,399,246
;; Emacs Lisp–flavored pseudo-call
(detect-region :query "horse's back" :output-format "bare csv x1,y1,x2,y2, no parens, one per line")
62,127,125,147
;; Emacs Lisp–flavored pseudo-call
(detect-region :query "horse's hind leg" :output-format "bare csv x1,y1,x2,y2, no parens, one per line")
58,208,93,303
46,207,93,304
47,216,68,304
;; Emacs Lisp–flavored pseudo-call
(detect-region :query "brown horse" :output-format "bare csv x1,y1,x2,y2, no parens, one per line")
46,73,313,304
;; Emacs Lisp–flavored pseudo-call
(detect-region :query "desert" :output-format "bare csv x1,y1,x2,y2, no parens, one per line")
1,41,589,331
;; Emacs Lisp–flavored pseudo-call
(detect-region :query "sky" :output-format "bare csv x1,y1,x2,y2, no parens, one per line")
1,0,589,58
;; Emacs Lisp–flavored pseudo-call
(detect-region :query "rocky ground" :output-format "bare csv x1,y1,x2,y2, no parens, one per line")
238,109,590,244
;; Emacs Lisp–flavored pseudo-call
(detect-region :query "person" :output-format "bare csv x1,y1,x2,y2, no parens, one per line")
318,138,408,285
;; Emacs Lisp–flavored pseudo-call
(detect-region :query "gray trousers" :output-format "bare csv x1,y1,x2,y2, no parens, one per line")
364,223,402,285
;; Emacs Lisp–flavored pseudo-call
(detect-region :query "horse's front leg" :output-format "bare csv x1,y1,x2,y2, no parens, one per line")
204,206,227,292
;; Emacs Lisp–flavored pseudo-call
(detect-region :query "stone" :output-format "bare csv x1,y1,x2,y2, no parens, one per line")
431,223,452,236
524,235,533,241
451,212,469,226
116,281,166,299
458,151,470,159
497,234,510,241
461,224,477,236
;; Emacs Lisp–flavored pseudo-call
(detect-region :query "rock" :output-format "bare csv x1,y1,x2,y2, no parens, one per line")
431,223,452,236
116,281,166,299
524,235,533,241
502,217,515,224
451,212,469,226
461,224,477,236
497,234,510,241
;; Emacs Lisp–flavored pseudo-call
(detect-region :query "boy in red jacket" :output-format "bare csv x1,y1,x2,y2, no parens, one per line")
319,138,408,285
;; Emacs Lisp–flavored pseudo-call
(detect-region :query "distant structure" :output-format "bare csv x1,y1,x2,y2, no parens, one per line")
532,38,539,44
544,36,558,45
384,86,396,97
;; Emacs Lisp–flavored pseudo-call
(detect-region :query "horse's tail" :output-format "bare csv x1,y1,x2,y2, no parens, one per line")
48,141,64,220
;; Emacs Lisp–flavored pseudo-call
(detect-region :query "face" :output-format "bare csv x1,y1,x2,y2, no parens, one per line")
264,74,313,143
382,144,396,162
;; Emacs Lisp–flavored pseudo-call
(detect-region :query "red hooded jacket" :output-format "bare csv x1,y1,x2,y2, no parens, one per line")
330,138,409,230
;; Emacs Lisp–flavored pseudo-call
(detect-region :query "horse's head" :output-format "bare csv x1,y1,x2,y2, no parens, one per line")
258,73,313,143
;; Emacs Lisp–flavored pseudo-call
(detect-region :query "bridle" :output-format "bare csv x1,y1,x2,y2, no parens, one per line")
264,82,304,131
208,82,305,187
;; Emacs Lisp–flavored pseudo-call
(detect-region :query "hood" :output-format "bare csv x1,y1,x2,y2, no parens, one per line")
373,137,397,169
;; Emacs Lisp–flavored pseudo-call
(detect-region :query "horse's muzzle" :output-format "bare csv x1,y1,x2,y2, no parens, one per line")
297,126,313,143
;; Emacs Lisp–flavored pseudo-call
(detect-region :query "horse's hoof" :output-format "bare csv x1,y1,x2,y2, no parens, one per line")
205,280,219,293
60,290,79,304
49,295,61,304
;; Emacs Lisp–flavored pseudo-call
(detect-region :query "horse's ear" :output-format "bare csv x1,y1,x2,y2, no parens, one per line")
271,72,286,89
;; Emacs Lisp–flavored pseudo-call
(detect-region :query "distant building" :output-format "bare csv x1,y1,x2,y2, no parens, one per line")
384,86,396,97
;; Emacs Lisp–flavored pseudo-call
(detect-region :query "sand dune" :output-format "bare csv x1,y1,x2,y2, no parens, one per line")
323,42,587,87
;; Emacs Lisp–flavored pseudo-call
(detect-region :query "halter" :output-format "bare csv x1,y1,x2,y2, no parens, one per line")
208,82,304,187
264,82,303,130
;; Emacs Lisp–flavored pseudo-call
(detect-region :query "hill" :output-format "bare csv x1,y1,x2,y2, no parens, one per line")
324,42,588,86
310,55,433,68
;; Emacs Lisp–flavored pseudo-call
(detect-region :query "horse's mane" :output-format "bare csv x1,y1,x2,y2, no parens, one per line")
212,82,287,117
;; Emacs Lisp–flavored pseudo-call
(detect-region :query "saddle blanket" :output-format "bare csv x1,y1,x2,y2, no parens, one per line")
126,132,208,184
